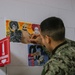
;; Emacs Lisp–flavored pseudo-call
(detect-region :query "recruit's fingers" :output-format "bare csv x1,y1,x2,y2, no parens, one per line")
31,34,40,39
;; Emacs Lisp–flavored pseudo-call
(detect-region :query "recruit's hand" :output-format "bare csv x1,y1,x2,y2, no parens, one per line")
30,34,42,45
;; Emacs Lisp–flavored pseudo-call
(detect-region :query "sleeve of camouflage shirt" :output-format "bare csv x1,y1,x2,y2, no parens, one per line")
42,57,68,75
41,45,75,75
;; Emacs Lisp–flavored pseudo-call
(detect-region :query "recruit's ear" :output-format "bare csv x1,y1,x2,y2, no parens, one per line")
45,35,51,44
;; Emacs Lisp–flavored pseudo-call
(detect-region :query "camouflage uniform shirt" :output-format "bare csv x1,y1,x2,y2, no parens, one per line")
42,39,75,75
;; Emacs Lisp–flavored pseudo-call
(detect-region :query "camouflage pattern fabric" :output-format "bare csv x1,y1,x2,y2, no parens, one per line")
42,39,75,75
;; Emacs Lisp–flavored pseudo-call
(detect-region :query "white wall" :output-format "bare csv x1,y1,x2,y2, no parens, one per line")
0,0,75,75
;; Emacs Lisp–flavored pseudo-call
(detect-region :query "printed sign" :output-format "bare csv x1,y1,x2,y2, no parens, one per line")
0,37,10,66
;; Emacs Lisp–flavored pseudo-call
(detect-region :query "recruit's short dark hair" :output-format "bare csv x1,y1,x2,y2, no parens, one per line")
40,17,65,41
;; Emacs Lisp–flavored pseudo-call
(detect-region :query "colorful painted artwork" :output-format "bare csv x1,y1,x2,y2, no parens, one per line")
28,44,49,66
6,20,40,43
